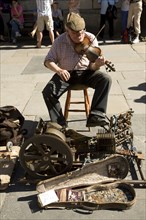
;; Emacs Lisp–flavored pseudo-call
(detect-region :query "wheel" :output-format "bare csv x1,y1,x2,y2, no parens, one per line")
45,127,66,142
19,134,73,179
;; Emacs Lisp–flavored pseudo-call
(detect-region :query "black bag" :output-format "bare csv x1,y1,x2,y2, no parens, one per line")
106,4,117,19
0,106,25,146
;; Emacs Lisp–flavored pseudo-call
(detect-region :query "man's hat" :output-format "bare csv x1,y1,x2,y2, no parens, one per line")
66,12,85,32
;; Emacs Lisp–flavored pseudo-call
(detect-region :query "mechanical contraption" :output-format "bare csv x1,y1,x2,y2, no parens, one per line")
19,109,145,184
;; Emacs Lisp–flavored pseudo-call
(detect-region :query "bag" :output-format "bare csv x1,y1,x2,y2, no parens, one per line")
38,181,136,211
122,27,136,44
122,29,129,44
106,4,117,19
0,106,25,146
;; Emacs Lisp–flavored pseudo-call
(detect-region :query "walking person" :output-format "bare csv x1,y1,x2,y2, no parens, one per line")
127,0,143,44
98,0,118,40
36,0,54,48
42,12,111,128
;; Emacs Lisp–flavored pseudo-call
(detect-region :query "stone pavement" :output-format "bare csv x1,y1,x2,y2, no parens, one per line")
0,39,146,219
0,40,145,132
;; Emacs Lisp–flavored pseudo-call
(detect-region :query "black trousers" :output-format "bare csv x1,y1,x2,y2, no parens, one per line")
99,14,114,39
42,70,112,126
0,15,4,36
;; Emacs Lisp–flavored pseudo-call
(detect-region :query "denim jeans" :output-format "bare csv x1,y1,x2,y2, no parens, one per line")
10,19,20,40
121,11,128,35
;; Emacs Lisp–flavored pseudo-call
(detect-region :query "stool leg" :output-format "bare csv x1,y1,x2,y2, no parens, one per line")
64,90,71,120
84,89,90,117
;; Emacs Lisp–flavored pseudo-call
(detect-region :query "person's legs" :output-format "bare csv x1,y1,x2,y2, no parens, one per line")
80,70,112,126
107,17,114,39
121,10,128,35
98,14,106,39
30,22,38,38
83,70,112,115
10,19,20,42
0,15,5,41
49,29,55,44
45,15,54,44
36,16,44,47
127,4,134,29
37,31,43,47
42,74,70,127
133,2,142,36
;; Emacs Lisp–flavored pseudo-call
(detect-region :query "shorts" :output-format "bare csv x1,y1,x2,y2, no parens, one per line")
37,15,54,32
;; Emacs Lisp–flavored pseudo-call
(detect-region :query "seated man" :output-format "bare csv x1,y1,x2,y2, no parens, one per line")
10,0,24,44
42,13,112,128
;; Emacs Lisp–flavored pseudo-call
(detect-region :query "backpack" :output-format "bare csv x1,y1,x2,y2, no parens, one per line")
122,27,136,44
0,106,25,146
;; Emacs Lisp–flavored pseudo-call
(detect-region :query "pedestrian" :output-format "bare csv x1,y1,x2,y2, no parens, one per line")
52,1,64,37
68,0,80,14
36,0,54,48
121,0,130,36
42,12,111,128
127,0,143,44
98,0,118,40
10,0,24,44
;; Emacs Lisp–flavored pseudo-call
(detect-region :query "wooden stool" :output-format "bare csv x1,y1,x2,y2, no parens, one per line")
64,84,90,120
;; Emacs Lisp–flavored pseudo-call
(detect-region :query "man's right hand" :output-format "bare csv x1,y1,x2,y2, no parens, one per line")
57,69,71,81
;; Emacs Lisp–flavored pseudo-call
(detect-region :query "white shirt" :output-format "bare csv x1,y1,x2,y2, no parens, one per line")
36,0,53,16
98,0,118,14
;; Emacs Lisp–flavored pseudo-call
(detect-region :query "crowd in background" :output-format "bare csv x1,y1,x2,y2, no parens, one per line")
0,0,145,45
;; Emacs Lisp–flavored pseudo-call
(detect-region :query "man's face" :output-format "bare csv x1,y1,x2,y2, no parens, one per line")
67,28,85,44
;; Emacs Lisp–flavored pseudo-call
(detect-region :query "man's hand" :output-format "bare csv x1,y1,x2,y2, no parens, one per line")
57,69,71,81
90,56,105,71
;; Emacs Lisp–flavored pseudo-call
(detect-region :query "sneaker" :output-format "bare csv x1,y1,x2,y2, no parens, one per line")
132,36,139,44
86,114,109,127
15,32,21,37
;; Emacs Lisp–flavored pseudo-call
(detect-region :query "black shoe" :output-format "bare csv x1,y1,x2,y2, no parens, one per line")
86,114,109,127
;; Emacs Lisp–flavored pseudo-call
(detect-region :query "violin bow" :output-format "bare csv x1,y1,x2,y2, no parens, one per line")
85,24,105,51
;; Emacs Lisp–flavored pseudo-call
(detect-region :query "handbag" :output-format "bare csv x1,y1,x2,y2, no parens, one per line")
106,3,117,19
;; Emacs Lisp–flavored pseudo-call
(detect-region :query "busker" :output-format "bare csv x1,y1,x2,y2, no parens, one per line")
42,13,112,128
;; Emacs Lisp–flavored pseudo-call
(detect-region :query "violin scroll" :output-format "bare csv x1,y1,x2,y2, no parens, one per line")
105,61,116,72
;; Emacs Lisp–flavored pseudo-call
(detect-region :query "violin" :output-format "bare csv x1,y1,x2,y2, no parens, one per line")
75,36,116,72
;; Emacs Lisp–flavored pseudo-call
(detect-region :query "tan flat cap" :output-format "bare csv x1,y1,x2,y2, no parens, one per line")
66,12,85,32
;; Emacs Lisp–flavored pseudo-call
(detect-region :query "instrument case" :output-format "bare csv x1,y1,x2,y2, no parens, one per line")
37,154,129,193
37,180,136,211
37,155,136,211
